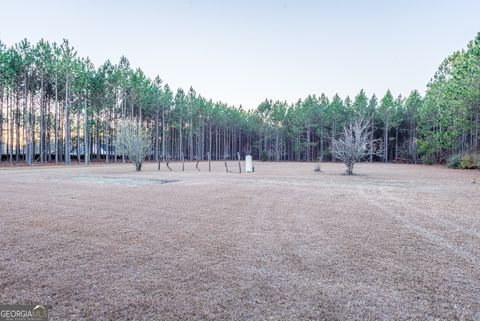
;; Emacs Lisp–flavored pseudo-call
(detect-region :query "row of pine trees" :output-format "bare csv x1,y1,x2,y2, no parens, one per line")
0,34,479,165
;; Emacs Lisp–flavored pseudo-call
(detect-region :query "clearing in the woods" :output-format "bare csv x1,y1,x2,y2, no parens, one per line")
1,162,479,320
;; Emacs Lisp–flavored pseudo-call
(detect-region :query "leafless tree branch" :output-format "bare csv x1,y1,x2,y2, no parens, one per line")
116,118,151,171
330,117,382,175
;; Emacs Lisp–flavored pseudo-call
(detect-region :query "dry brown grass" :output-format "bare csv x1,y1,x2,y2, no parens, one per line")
0,161,479,320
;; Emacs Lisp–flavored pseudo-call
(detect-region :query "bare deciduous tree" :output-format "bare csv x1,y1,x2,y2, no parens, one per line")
116,118,151,171
330,118,381,175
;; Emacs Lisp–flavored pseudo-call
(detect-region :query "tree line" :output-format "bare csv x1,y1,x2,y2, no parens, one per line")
0,33,479,166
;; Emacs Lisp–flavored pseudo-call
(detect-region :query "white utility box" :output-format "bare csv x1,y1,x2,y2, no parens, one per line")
245,155,253,173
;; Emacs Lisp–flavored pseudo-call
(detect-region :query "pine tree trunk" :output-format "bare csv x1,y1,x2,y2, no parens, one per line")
162,107,166,161
105,109,109,163
395,128,399,160
189,115,193,160
39,75,44,164
23,76,30,165
84,99,89,165
9,91,14,164
209,120,212,165
179,115,183,161
15,91,20,163
0,88,4,163
54,73,59,164
155,107,159,163
77,101,81,164
384,116,389,162
370,113,374,162
65,76,71,165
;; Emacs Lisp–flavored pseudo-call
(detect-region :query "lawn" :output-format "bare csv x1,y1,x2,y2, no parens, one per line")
0,162,479,320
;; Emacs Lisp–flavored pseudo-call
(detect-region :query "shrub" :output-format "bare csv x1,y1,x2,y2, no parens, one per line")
447,153,462,168
420,153,435,165
459,153,479,169
447,152,480,170
330,118,381,175
474,154,480,169
322,151,332,161
116,119,151,171
260,151,268,162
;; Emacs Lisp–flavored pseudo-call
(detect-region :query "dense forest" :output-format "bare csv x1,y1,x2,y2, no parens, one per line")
0,33,479,166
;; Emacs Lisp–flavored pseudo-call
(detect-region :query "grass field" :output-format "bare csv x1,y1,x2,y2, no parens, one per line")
1,162,479,320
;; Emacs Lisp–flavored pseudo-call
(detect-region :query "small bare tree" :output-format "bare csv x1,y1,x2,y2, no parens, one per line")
116,118,151,171
330,118,381,175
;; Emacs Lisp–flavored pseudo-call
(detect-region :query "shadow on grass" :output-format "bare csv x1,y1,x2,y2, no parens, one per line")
73,176,179,186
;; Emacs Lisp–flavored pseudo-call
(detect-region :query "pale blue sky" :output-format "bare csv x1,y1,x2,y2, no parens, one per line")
1,0,479,108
